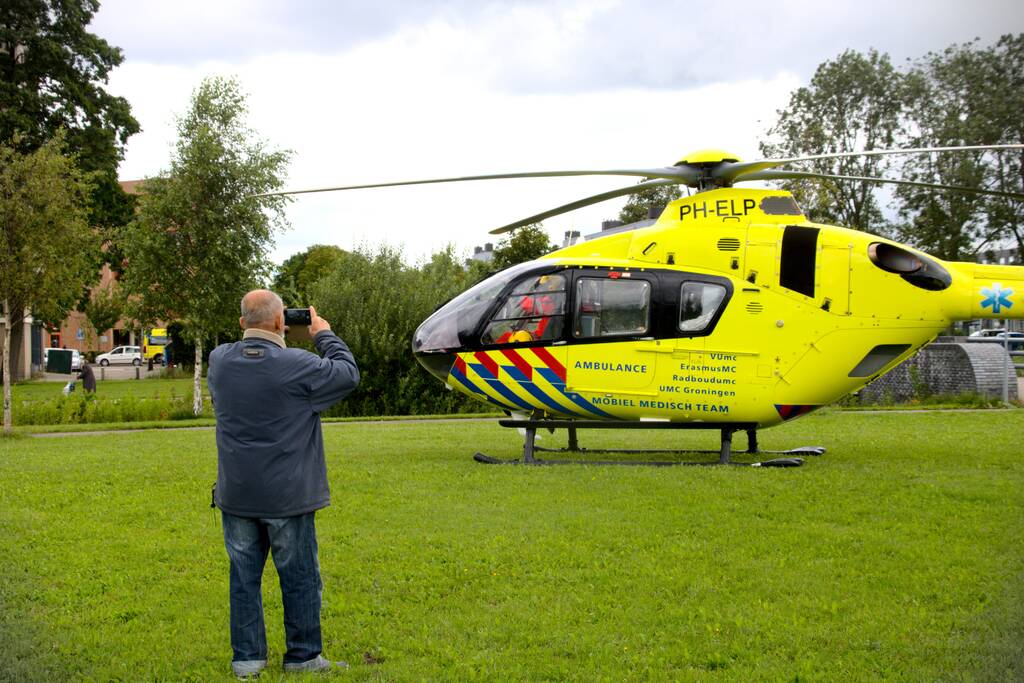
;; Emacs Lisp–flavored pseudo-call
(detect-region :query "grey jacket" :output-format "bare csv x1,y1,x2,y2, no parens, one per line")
208,329,360,517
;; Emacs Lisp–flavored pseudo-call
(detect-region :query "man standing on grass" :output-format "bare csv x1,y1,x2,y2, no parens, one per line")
208,289,360,679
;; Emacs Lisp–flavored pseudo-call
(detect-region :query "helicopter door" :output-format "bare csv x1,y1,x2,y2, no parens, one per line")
565,273,658,400
818,234,852,315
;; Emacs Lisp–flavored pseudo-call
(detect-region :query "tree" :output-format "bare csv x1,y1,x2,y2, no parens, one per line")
760,49,906,234
272,244,346,306
0,135,96,433
761,38,1024,260
119,77,291,415
618,181,681,224
888,41,1003,260
491,224,556,271
891,44,989,260
980,35,1024,263
0,0,139,235
896,35,1024,262
81,279,123,343
310,245,477,416
465,257,493,287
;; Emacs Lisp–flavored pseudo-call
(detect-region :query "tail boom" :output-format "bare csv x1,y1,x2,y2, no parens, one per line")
947,263,1024,321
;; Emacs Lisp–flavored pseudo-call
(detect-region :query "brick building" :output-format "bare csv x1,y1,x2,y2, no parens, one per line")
44,261,136,355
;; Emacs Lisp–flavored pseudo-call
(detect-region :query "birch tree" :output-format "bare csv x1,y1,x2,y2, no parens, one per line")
120,77,290,415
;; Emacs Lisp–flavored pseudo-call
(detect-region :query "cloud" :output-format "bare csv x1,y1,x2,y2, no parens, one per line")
89,0,545,64
455,0,1024,92
93,0,1024,92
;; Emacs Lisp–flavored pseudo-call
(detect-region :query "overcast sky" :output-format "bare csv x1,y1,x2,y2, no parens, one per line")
90,0,1024,266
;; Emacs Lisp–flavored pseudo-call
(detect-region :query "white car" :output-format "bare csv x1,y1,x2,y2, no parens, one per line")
96,345,142,366
994,331,1024,350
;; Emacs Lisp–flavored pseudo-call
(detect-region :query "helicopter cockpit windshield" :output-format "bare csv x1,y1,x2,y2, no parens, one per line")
412,261,540,354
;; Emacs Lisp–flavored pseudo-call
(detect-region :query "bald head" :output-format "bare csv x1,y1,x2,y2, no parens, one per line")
240,289,284,332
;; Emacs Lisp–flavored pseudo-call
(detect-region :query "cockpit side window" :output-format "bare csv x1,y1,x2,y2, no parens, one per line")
679,282,727,333
574,278,650,338
481,273,567,345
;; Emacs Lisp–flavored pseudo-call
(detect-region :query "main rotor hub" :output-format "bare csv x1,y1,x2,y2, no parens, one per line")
674,149,743,191
674,149,742,166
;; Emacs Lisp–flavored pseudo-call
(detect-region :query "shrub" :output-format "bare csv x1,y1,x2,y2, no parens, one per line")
5,390,212,426
311,245,482,417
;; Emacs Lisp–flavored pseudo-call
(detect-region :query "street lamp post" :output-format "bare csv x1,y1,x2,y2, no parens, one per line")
1003,319,1010,405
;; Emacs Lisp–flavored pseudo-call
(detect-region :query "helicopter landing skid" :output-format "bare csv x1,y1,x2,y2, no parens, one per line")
473,420,811,468
743,430,826,457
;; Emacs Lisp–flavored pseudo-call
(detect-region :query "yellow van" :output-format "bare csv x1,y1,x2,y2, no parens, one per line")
143,328,170,361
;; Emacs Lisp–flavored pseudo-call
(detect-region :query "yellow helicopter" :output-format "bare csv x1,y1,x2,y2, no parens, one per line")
269,145,1024,467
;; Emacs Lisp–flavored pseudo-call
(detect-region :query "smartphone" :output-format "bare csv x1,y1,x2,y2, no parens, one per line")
284,308,312,326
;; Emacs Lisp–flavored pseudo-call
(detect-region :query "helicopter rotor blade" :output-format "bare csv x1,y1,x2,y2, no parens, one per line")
488,179,680,235
719,143,1024,184
743,169,1024,201
257,167,699,198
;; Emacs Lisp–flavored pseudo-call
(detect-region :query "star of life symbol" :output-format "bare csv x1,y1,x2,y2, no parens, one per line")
980,283,1014,314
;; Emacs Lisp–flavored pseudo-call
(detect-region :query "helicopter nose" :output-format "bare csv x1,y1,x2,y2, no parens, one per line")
415,352,456,384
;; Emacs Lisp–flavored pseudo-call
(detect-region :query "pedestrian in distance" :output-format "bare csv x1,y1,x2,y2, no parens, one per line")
78,362,96,393
207,289,360,679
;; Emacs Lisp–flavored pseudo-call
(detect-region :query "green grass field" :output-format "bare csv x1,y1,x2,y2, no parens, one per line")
1,411,1022,681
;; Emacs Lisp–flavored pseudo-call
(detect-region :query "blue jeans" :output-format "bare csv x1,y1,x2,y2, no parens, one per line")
221,511,324,664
